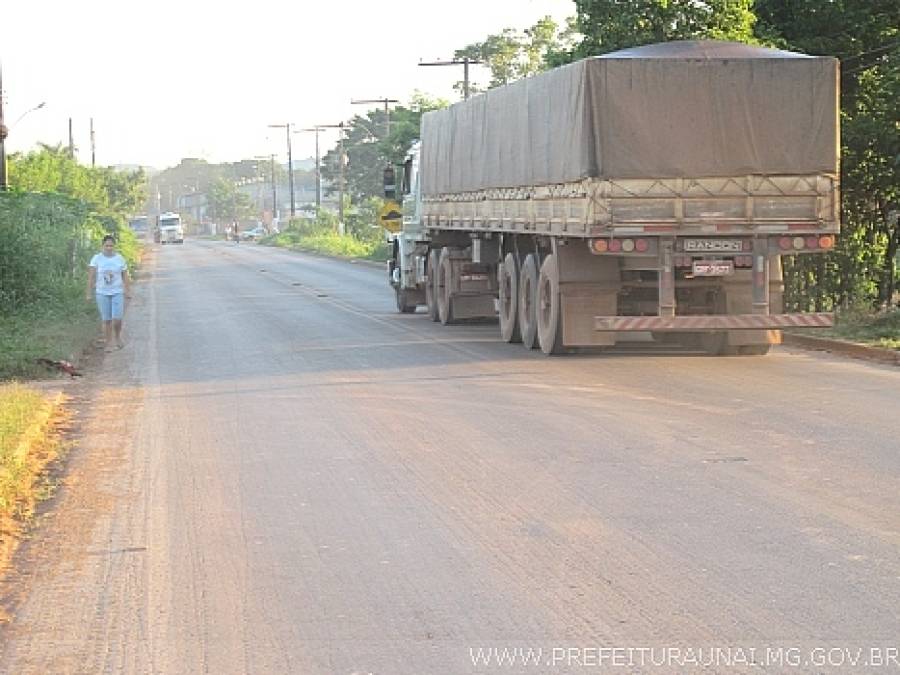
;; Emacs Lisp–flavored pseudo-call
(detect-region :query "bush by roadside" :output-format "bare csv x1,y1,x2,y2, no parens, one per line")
267,202,390,261
0,192,142,379
795,308,900,350
0,384,67,569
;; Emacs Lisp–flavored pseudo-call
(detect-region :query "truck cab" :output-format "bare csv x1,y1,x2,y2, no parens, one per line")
157,212,184,244
388,144,429,313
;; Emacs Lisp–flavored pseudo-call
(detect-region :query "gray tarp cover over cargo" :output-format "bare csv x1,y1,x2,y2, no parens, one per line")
419,41,839,196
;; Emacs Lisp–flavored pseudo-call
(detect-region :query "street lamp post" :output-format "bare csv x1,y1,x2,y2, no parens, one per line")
296,127,322,211
268,123,295,218
0,64,47,191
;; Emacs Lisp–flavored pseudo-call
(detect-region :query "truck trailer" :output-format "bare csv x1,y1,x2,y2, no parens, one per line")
388,41,840,355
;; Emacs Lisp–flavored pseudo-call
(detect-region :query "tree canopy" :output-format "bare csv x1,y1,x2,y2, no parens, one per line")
319,93,448,203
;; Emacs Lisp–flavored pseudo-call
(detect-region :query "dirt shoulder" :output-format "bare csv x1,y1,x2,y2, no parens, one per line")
0,249,155,628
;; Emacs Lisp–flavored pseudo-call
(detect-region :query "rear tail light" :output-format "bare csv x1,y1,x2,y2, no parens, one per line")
608,239,622,252
779,237,793,250
592,239,608,253
635,238,649,252
805,236,819,249
818,235,835,249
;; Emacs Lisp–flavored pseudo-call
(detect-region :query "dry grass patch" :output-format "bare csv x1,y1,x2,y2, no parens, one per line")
0,384,68,568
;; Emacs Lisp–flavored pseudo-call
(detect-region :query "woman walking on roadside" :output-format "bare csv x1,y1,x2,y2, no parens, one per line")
86,234,132,352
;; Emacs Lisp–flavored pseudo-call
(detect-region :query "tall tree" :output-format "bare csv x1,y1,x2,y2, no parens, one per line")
205,177,255,222
756,0,899,307
569,0,757,59
453,17,571,92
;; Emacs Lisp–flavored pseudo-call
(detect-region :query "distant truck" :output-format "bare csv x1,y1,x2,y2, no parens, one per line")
155,212,184,244
128,215,149,233
388,41,840,355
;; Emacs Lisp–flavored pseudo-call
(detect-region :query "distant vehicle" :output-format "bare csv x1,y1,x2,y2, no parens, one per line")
128,215,149,232
156,212,184,244
241,225,267,241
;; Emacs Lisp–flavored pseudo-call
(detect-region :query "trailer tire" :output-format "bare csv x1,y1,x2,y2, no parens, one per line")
437,247,454,325
499,253,521,343
537,253,564,355
425,249,440,322
519,254,539,349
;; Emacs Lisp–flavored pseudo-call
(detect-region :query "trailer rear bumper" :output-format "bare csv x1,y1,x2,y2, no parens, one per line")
594,312,833,331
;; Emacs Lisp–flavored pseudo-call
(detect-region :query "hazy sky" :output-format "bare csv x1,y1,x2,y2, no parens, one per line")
4,0,575,170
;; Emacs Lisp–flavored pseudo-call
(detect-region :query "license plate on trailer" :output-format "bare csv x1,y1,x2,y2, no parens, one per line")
683,239,744,253
692,260,734,276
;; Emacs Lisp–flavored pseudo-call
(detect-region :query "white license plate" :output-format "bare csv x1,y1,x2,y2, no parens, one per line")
683,239,743,253
692,261,734,276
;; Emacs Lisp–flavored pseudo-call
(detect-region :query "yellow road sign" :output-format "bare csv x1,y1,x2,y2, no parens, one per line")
379,200,403,233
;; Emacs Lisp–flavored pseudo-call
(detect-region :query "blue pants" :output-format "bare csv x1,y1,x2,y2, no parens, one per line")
96,293,125,321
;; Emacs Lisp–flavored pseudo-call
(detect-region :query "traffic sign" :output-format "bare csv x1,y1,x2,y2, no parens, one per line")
379,200,403,233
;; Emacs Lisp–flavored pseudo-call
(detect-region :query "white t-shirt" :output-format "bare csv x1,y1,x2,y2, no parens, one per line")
90,253,128,295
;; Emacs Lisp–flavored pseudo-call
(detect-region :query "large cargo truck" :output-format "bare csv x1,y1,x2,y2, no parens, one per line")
388,41,840,355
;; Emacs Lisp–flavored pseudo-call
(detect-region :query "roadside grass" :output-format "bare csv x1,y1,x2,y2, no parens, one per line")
798,307,900,350
0,289,99,380
0,384,67,569
268,228,390,262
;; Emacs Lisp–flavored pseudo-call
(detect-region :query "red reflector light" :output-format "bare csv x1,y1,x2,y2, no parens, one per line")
608,239,622,252
779,237,792,250
819,235,835,249
635,238,649,252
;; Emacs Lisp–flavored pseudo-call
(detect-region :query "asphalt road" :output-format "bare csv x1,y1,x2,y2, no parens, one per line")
1,239,899,674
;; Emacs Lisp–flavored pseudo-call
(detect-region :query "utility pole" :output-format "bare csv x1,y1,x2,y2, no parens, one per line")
337,123,346,234
268,123,295,217
68,118,74,158
418,57,483,99
0,67,47,191
270,154,277,221
350,97,399,137
90,118,96,167
0,64,8,192
298,125,344,211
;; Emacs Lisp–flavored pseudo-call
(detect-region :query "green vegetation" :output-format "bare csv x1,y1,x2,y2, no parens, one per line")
269,199,390,262
0,384,65,565
0,146,146,379
805,308,900,350
205,176,257,222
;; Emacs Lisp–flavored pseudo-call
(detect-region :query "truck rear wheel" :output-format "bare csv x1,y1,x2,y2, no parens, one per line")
519,254,539,349
425,249,440,322
537,254,564,355
395,288,416,313
499,252,521,343
437,247,454,325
